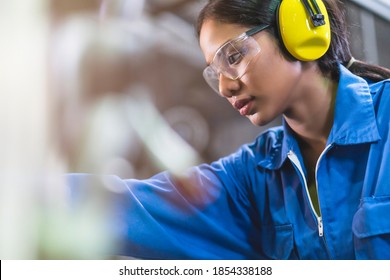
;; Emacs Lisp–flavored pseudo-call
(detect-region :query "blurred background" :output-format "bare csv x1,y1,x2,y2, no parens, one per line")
0,0,389,259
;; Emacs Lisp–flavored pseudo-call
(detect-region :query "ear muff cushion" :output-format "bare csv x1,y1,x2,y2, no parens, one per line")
277,0,331,61
274,1,297,61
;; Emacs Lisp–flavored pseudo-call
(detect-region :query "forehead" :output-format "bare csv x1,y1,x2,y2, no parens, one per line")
199,20,249,64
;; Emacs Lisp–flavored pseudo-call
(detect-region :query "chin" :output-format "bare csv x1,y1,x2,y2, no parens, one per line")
247,113,271,127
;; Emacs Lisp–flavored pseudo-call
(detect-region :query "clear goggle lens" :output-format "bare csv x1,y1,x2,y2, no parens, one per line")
203,34,261,95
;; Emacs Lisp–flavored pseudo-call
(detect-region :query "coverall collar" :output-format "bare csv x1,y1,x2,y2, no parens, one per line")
259,64,381,170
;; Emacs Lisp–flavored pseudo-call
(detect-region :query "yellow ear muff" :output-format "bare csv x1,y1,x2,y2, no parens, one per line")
277,0,331,61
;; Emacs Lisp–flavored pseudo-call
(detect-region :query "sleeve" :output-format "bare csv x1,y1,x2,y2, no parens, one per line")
65,147,265,260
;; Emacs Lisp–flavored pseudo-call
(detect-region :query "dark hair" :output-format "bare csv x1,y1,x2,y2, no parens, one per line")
196,0,390,82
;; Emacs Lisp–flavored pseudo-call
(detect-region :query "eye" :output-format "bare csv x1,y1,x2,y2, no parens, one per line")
227,52,243,65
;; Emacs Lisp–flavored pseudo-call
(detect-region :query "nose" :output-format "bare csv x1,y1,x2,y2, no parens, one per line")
218,74,240,98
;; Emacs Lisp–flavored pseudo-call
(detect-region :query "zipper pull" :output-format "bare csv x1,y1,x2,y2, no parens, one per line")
318,217,324,237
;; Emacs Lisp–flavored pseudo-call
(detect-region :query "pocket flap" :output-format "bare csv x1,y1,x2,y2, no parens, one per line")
352,197,390,238
260,224,294,259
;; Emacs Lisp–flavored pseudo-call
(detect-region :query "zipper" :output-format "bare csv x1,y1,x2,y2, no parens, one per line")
317,216,324,237
288,150,320,233
287,146,332,237
314,144,333,236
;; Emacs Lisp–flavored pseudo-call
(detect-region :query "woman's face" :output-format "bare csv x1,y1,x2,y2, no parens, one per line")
199,19,305,126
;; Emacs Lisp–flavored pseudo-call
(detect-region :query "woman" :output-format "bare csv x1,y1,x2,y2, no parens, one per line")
68,0,390,259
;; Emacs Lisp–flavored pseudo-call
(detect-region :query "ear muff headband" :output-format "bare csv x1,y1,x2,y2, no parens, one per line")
276,0,331,61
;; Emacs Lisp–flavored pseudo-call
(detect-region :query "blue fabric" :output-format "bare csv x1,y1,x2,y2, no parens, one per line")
66,64,390,259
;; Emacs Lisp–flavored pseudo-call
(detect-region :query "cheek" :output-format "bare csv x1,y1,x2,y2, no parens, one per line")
247,53,301,98
243,50,279,91
242,56,302,126
242,65,279,98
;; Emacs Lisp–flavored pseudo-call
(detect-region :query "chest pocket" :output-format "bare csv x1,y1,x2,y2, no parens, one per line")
352,196,390,259
259,224,297,259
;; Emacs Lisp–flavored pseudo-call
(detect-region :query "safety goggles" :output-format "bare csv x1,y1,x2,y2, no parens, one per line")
203,24,269,95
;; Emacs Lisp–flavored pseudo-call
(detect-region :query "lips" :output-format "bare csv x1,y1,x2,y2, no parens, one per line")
233,97,254,116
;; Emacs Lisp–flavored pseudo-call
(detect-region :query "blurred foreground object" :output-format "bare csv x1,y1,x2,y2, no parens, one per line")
0,0,55,259
0,0,119,260
0,0,202,259
0,0,130,259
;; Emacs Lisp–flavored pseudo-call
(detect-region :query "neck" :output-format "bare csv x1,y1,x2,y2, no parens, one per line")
284,69,337,150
